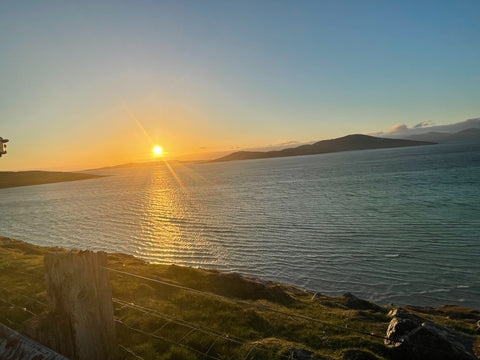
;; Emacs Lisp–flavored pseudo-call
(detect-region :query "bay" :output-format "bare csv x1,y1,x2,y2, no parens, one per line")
1,142,479,308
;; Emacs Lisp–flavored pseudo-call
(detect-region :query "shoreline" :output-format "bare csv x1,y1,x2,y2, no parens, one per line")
2,235,476,314
0,170,104,189
0,235,477,310
0,236,478,359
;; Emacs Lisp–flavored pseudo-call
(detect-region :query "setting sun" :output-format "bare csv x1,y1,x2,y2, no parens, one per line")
153,146,162,155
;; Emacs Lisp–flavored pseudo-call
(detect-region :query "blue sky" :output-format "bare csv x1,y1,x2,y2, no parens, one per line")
1,1,479,170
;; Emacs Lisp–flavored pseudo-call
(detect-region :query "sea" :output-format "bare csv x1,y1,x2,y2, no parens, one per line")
1,141,479,308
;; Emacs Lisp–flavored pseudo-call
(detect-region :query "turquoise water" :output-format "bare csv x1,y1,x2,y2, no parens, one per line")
1,142,479,307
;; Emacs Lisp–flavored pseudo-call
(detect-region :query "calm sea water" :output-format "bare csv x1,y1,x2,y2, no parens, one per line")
1,142,479,308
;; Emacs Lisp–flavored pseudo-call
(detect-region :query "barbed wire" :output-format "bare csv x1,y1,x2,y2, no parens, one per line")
242,344,257,360
107,267,397,344
204,340,218,359
0,294,36,316
118,344,145,360
113,297,293,360
111,268,474,359
115,291,463,360
0,257,464,358
115,318,223,360
1,286,48,307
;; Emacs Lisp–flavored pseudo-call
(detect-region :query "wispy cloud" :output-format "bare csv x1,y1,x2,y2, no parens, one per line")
387,123,409,134
267,140,303,147
413,120,434,129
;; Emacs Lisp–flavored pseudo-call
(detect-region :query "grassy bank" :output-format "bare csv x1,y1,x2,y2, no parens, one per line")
0,171,104,189
0,236,478,360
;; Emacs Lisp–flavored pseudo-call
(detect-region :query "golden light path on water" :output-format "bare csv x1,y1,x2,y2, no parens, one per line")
134,160,232,266
1,143,479,307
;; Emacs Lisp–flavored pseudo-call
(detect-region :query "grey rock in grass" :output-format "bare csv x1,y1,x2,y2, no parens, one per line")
385,308,477,360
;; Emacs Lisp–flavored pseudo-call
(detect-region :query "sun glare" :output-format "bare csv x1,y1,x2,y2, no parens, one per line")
153,146,163,155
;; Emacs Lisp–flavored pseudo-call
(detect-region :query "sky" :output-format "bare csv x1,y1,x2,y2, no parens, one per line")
1,0,479,171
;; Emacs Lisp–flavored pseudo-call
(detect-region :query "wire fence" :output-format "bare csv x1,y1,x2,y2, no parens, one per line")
0,256,469,360
0,250,47,325
112,297,295,360
0,273,48,329
107,268,394,341
107,267,402,359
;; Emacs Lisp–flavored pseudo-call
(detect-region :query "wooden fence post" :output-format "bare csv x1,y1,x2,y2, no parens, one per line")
41,250,117,360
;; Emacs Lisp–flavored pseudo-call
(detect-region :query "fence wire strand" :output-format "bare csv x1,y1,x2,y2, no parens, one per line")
115,318,223,360
1,286,48,307
0,257,463,359
110,267,463,358
0,294,37,316
107,267,399,344
113,297,293,360
119,344,145,360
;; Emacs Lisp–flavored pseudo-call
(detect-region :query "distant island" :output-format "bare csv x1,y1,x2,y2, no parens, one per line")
84,129,479,171
86,159,201,171
0,171,104,189
214,134,435,162
404,127,480,143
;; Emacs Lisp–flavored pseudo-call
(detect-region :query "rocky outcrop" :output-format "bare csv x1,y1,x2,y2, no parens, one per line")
343,293,382,311
206,271,295,305
282,348,315,359
385,308,478,360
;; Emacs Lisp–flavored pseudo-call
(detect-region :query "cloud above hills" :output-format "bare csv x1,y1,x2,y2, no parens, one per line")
370,117,480,138
413,120,434,129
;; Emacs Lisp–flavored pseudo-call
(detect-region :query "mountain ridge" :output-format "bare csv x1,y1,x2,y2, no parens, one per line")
404,127,480,143
214,134,435,162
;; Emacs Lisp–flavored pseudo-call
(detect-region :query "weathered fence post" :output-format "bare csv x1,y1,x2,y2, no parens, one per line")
41,250,117,360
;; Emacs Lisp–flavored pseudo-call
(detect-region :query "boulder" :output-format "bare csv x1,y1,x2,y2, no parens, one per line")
282,348,314,360
343,293,382,311
385,307,477,360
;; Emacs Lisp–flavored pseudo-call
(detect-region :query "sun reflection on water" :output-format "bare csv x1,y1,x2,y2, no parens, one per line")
132,162,226,267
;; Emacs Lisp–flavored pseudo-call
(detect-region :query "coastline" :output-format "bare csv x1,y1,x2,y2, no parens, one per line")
0,170,104,189
0,236,478,360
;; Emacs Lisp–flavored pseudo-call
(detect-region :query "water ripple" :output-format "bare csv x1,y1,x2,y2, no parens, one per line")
0,142,479,307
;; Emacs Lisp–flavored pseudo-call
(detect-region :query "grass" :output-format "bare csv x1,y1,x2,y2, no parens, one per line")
0,236,478,360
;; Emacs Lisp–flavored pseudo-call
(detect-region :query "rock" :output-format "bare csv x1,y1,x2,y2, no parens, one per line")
343,293,382,311
208,272,294,305
385,307,477,360
282,348,314,359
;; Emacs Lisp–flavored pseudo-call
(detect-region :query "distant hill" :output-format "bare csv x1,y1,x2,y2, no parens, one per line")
0,171,104,189
214,134,435,162
87,159,206,171
88,161,166,171
405,128,480,143
445,127,480,141
404,132,452,143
